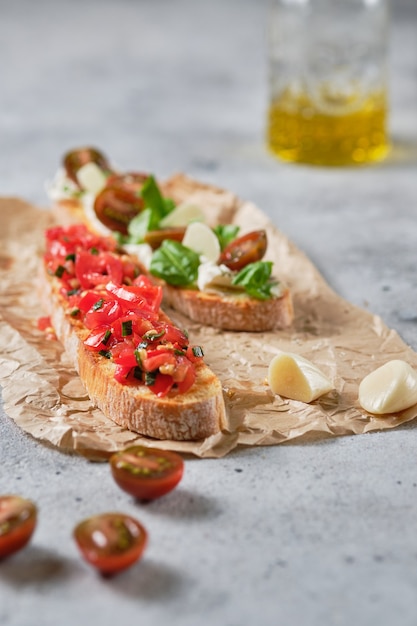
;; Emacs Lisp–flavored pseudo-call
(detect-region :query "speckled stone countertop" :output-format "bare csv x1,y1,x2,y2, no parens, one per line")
1,1,417,625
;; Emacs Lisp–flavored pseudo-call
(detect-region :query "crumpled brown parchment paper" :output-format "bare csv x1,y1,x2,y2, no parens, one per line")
1,184,417,460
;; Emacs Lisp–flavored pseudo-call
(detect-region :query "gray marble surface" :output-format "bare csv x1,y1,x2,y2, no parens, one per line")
1,1,417,625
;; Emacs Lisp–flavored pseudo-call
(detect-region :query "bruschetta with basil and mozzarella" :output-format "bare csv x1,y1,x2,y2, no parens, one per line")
46,147,294,332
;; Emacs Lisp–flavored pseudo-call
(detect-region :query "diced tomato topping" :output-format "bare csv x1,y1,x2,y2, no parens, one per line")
37,316,52,331
77,291,104,313
147,373,174,398
44,223,202,394
132,275,163,312
142,350,176,373
176,361,196,394
84,326,113,350
84,299,123,330
76,251,124,289
112,346,140,368
114,364,136,384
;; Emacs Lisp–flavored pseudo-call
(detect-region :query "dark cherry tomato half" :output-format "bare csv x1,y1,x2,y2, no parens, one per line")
93,173,149,234
0,495,37,560
218,229,267,271
110,446,184,501
144,227,186,250
63,147,111,187
73,512,148,576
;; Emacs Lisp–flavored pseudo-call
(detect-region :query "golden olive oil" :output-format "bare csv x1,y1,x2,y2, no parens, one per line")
267,89,389,166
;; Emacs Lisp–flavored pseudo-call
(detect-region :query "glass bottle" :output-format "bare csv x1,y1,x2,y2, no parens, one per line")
266,0,390,166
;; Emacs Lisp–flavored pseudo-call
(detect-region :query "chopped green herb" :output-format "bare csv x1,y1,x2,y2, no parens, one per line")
65,253,76,262
70,307,80,317
143,329,165,341
145,371,157,386
133,366,143,380
93,298,104,311
54,265,66,278
134,349,143,366
122,320,133,336
67,288,80,296
90,247,99,255
192,345,204,358
98,349,111,359
102,329,112,345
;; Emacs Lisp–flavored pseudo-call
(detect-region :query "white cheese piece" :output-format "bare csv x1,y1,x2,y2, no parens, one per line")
159,202,204,228
76,162,107,195
82,194,113,235
268,352,334,403
197,261,235,292
358,359,417,414
123,243,153,270
182,222,221,263
45,168,79,200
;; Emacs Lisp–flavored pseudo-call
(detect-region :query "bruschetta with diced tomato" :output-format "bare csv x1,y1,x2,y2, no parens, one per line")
39,223,226,441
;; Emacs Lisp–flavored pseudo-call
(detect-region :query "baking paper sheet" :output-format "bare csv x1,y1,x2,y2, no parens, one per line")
1,182,417,459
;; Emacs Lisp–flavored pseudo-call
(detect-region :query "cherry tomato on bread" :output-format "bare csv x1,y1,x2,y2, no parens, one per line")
94,172,149,234
218,229,267,271
63,147,111,186
73,512,147,576
144,227,186,250
110,446,184,500
0,495,37,560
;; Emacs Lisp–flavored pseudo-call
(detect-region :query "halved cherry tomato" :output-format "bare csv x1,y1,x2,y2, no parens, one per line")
63,147,111,186
0,495,37,560
218,229,267,271
110,446,184,500
93,173,149,234
73,512,147,576
144,227,186,250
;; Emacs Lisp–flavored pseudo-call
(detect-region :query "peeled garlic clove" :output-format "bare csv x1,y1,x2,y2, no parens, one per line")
182,222,221,263
76,162,107,195
358,359,417,414
268,352,333,403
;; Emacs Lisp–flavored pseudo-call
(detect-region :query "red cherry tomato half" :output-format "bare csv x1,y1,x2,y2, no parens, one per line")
218,229,267,271
63,147,111,186
0,495,37,560
94,172,150,234
110,446,184,501
73,512,147,576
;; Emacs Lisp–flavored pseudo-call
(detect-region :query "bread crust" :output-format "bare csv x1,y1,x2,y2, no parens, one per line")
38,264,226,441
162,284,294,332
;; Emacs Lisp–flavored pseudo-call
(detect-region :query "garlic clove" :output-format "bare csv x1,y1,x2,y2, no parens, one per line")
268,352,333,403
358,359,417,414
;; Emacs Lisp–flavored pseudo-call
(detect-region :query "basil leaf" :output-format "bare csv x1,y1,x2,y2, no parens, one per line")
150,240,200,286
140,175,174,219
124,177,176,243
214,224,240,251
127,208,156,243
232,261,278,300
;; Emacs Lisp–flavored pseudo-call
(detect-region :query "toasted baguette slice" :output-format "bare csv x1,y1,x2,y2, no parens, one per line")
162,283,294,332
38,256,226,443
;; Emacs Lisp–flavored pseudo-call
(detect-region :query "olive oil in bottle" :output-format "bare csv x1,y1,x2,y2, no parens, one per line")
267,89,389,166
